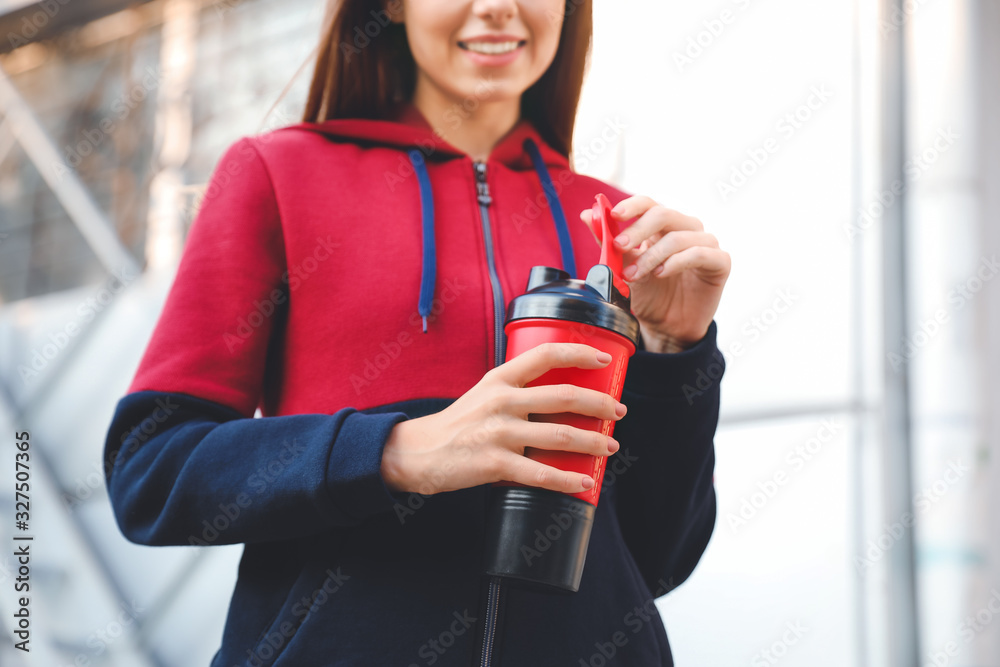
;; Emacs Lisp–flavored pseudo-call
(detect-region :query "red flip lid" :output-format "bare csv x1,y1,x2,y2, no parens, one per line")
592,193,630,299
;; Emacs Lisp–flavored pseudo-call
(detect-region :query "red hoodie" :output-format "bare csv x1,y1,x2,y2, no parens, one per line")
104,101,722,666
128,102,629,417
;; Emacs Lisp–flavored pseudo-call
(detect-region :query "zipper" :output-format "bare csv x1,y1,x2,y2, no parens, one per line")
473,160,506,667
480,575,503,667
473,160,506,367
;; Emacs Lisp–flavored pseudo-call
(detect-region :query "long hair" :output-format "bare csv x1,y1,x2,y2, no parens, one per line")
301,0,593,161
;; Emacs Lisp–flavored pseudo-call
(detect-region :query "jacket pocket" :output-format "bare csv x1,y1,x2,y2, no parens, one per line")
246,559,332,667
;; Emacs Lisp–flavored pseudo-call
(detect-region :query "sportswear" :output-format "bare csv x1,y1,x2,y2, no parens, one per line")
103,101,723,666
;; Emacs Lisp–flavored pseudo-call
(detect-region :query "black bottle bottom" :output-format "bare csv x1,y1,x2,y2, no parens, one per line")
483,486,596,593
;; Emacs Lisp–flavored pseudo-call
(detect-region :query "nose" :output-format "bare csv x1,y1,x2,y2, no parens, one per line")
471,0,518,23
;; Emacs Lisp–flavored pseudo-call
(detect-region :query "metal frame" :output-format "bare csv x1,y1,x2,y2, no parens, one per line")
879,0,921,664
0,69,140,278
0,56,181,667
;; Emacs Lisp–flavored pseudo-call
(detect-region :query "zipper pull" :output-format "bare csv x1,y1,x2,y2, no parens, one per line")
474,161,492,206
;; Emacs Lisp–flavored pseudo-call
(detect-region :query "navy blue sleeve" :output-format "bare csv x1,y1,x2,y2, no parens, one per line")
103,391,411,546
609,321,723,595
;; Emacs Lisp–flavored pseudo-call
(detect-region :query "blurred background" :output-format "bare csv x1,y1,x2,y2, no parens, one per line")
0,0,997,665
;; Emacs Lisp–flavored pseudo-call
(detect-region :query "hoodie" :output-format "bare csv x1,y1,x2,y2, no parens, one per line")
103,101,723,667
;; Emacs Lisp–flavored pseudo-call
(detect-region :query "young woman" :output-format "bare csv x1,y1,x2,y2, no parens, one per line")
104,0,730,665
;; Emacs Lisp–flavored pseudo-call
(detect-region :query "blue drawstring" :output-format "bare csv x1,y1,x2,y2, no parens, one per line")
407,142,577,333
524,138,577,279
409,149,436,333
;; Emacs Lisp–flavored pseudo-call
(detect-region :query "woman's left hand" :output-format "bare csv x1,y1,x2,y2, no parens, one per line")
580,195,731,354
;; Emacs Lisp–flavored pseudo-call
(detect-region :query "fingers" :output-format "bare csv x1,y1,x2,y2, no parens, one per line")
476,343,631,496
494,342,613,388
624,230,720,282
494,450,597,494
497,419,620,458
610,195,659,223
613,205,703,253
655,246,732,283
508,383,626,422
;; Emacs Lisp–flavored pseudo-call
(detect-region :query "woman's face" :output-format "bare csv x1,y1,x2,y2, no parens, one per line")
393,0,566,111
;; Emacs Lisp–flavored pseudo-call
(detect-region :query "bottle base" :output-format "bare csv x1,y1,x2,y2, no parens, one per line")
483,486,596,593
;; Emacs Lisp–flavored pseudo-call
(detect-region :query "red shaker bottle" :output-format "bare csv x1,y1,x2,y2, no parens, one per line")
483,193,639,593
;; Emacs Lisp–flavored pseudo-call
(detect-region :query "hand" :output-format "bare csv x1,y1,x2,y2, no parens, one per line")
581,195,731,353
381,343,628,496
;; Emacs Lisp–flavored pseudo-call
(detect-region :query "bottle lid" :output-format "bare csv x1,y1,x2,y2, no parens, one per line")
593,193,630,299
505,194,640,345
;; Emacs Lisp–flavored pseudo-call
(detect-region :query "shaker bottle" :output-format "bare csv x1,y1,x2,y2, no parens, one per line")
483,193,640,593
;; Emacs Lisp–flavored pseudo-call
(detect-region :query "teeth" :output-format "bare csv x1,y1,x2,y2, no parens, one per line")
463,41,521,55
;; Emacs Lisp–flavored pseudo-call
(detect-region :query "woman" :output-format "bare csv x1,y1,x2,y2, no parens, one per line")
103,0,730,665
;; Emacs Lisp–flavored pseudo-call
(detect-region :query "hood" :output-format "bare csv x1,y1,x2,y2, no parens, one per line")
282,101,578,333
291,100,571,171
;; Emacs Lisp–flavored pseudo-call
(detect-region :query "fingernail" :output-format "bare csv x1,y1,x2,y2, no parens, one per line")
596,351,612,363
623,265,638,280
615,403,627,418
653,265,665,276
612,202,625,214
608,437,620,452
615,234,629,247
581,477,595,489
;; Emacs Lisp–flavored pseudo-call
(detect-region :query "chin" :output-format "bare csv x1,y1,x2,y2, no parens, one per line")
454,77,530,105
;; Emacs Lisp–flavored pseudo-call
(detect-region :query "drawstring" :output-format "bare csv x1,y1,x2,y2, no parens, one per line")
523,138,578,279
409,150,436,333
407,142,577,333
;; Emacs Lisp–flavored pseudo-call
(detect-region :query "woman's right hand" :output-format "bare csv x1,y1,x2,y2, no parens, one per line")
380,343,627,496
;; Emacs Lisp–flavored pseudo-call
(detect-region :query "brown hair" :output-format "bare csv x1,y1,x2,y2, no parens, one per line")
301,0,593,160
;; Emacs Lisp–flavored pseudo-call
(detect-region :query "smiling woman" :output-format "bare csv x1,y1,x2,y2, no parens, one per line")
102,0,728,666
303,0,591,160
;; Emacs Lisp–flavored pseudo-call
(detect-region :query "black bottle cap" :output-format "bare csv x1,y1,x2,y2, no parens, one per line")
505,265,640,346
